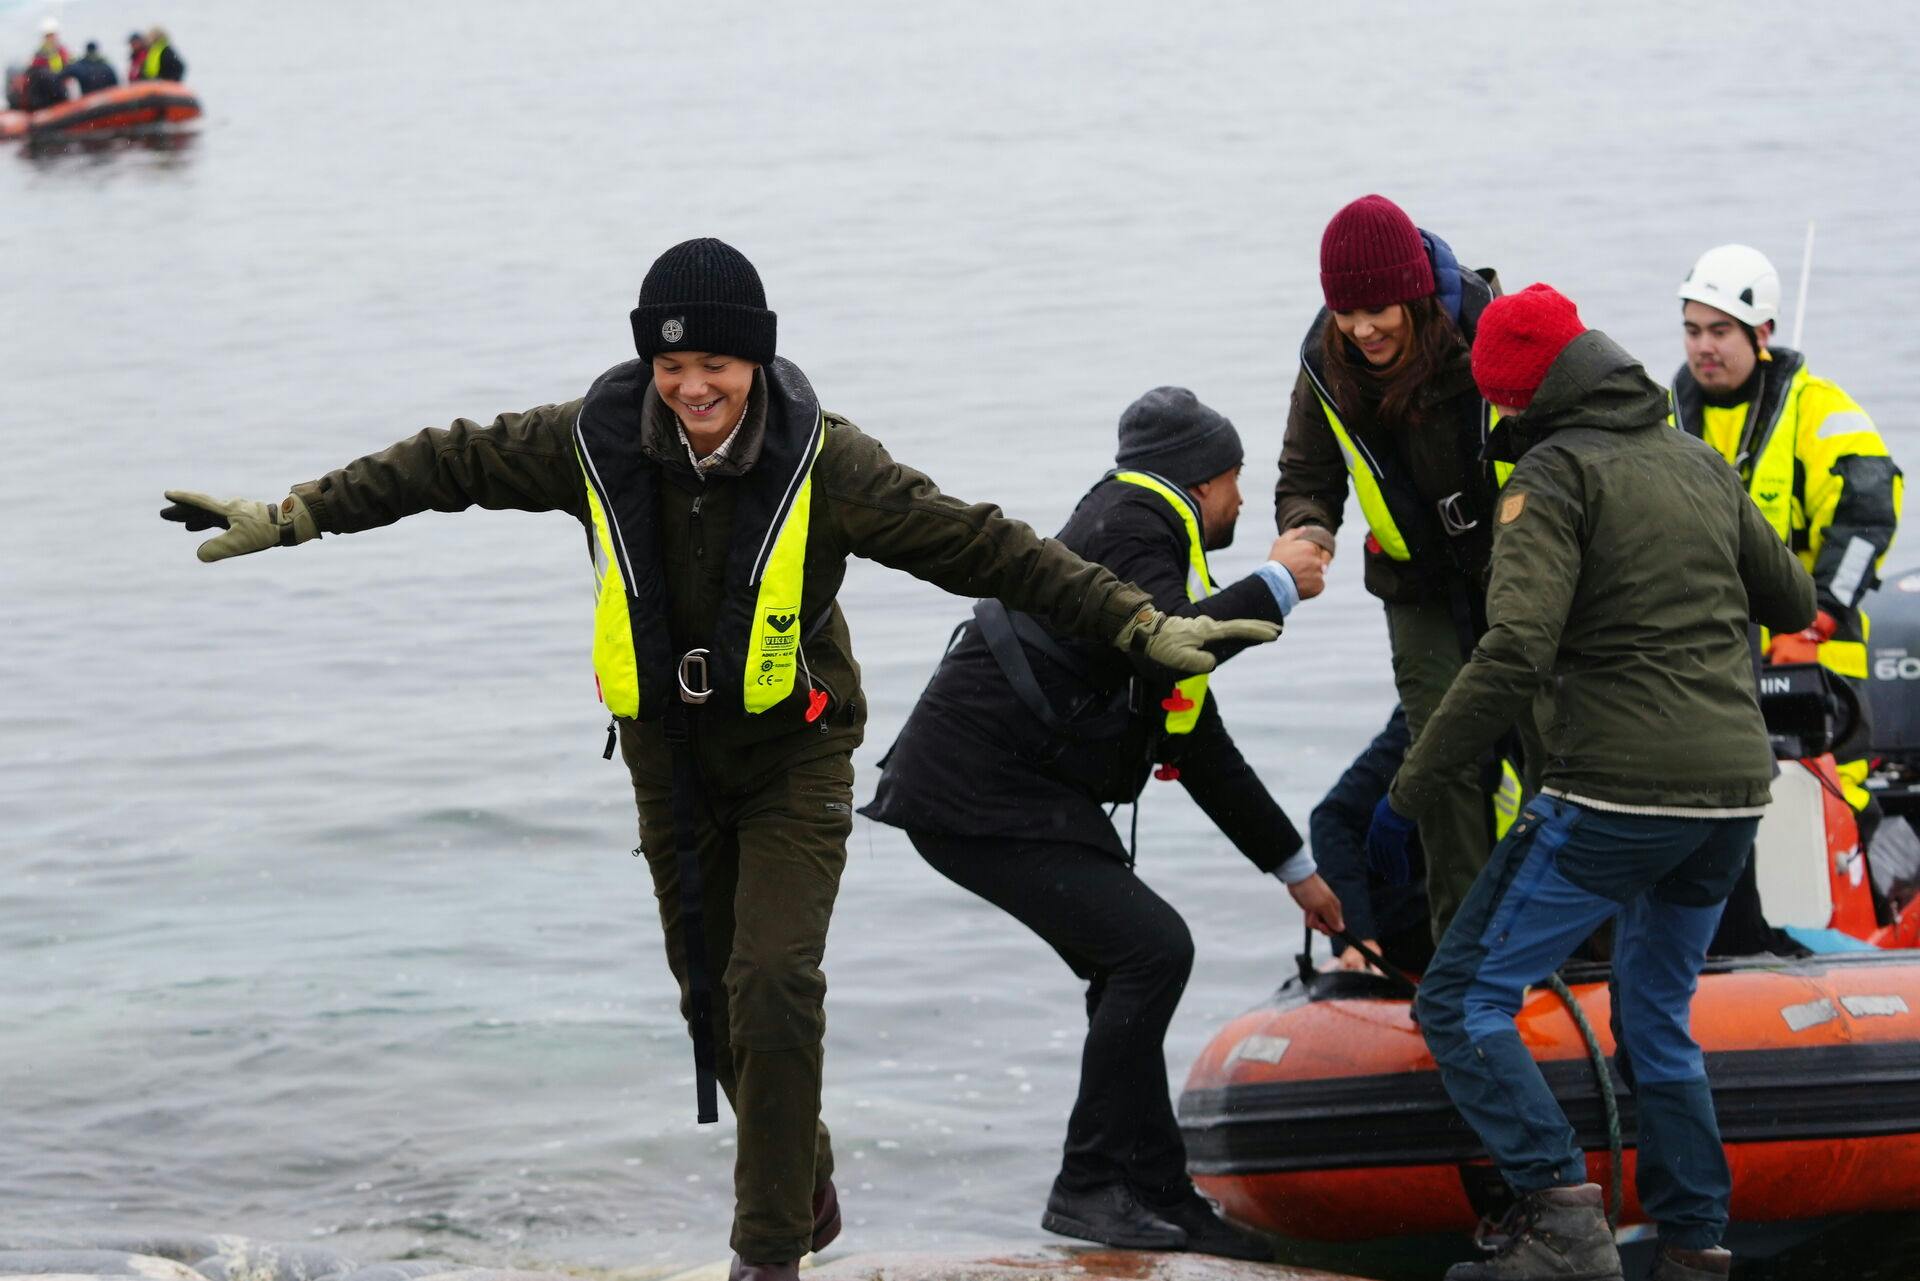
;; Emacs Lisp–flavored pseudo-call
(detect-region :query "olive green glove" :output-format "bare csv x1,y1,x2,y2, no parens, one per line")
160,490,319,562
1112,606,1282,674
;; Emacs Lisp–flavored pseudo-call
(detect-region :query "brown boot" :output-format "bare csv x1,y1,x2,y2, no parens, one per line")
1444,1183,1622,1280
726,1259,798,1281
1647,1245,1731,1280
812,1179,842,1252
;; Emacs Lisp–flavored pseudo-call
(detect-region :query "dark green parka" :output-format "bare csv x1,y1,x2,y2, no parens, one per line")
291,364,1153,791
1391,331,1817,816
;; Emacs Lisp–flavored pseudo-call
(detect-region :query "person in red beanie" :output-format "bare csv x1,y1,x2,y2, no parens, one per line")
1276,194,1536,951
1368,286,1817,1281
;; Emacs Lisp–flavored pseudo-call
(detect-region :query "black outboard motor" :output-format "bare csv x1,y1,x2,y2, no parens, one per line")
1867,567,1920,771
1757,662,1847,761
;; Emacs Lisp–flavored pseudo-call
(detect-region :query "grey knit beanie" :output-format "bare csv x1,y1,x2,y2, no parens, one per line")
1114,387,1244,487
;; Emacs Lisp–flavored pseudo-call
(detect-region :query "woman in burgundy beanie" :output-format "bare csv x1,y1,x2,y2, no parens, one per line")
1275,194,1538,955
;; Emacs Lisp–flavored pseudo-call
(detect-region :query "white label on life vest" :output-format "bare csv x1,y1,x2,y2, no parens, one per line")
1781,998,1838,1032
1224,1035,1290,1067
1841,994,1909,1018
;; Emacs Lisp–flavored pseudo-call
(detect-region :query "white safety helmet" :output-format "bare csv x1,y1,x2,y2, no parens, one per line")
1678,244,1781,328
39,15,59,34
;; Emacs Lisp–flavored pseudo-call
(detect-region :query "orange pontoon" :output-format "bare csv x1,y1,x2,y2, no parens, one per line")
0,80,200,143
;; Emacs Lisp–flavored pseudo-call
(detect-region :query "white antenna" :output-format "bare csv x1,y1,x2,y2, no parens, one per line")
1791,220,1816,349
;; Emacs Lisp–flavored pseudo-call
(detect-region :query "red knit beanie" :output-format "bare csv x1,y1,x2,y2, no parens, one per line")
1472,284,1588,410
1319,195,1435,311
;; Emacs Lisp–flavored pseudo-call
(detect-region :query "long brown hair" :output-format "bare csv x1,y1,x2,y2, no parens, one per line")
1319,293,1467,430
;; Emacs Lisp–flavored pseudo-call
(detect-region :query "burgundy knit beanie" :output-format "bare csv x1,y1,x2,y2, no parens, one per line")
1319,195,1435,311
1472,284,1588,410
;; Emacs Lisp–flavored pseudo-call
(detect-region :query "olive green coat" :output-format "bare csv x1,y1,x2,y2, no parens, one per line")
1391,331,1817,816
291,368,1152,790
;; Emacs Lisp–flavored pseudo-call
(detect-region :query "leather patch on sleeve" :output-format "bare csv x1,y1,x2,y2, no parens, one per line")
1500,493,1527,524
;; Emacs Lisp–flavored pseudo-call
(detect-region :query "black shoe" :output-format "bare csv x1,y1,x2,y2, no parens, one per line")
1042,1181,1188,1250
1145,1188,1272,1261
811,1179,842,1252
727,1259,798,1281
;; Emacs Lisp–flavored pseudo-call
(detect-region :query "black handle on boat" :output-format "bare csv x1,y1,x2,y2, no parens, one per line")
1334,928,1422,1001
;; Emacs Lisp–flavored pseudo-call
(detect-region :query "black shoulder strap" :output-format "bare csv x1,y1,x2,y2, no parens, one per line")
974,601,1134,742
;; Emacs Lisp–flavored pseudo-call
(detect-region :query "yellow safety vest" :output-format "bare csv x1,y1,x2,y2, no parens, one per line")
1492,756,1522,840
1676,358,1895,682
143,40,166,79
1110,470,1212,735
1302,360,1506,563
45,47,65,73
578,362,826,720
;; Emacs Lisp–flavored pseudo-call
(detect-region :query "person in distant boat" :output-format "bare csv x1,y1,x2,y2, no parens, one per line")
134,27,186,82
1276,194,1536,950
65,41,119,95
126,32,148,81
863,387,1341,1260
1370,284,1816,1281
160,238,1272,1281
25,17,72,109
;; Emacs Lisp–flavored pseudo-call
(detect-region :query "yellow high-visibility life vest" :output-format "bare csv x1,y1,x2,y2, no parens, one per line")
1302,358,1505,563
1110,470,1212,735
577,360,826,720
143,40,167,79
1493,756,1522,840
1674,355,1900,683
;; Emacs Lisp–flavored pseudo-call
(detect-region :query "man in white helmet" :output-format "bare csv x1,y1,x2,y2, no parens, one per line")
24,16,72,109
1673,243,1902,812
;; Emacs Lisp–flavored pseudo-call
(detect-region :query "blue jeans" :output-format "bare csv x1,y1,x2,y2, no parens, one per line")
1415,796,1756,1251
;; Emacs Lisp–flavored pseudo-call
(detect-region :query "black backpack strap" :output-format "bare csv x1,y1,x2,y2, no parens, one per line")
975,600,1134,741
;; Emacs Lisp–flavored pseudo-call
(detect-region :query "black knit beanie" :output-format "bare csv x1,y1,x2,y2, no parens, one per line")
631,238,777,365
1114,387,1244,488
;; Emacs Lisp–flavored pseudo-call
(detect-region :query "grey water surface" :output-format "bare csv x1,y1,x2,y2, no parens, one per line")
4,0,1918,1272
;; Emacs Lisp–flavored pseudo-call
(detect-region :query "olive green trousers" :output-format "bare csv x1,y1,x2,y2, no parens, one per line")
633,749,853,1264
1385,598,1543,945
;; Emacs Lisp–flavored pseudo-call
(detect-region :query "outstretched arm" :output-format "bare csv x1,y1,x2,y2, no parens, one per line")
162,402,589,561
819,420,1277,670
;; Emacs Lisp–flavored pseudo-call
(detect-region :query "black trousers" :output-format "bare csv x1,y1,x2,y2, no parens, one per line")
909,830,1196,1199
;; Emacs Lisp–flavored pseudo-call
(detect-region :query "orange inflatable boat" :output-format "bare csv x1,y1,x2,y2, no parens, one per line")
1179,950,1920,1241
1179,735,1920,1244
0,80,200,143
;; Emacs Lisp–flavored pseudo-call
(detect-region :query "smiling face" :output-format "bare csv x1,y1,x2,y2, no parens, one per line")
1683,300,1769,393
1333,303,1411,368
651,351,757,449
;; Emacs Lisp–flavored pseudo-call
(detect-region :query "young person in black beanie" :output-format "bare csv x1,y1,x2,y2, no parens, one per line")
863,386,1343,1258
159,239,1277,1280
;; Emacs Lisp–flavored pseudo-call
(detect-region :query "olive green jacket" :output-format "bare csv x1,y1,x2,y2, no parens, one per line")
293,368,1153,791
1391,331,1817,816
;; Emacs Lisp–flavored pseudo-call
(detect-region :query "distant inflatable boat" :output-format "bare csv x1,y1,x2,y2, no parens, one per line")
0,80,200,143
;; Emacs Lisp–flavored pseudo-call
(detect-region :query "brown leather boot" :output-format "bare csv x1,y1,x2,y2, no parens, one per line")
726,1259,798,1281
812,1179,842,1252
1444,1183,1623,1280
1647,1244,1732,1280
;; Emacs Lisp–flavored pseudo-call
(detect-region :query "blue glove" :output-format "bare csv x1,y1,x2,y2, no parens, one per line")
1365,795,1417,887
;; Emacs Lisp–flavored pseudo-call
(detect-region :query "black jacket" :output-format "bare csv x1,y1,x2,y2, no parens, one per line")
66,53,118,94
863,474,1301,869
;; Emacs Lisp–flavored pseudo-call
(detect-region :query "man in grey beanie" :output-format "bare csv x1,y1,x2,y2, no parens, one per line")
862,387,1339,1258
